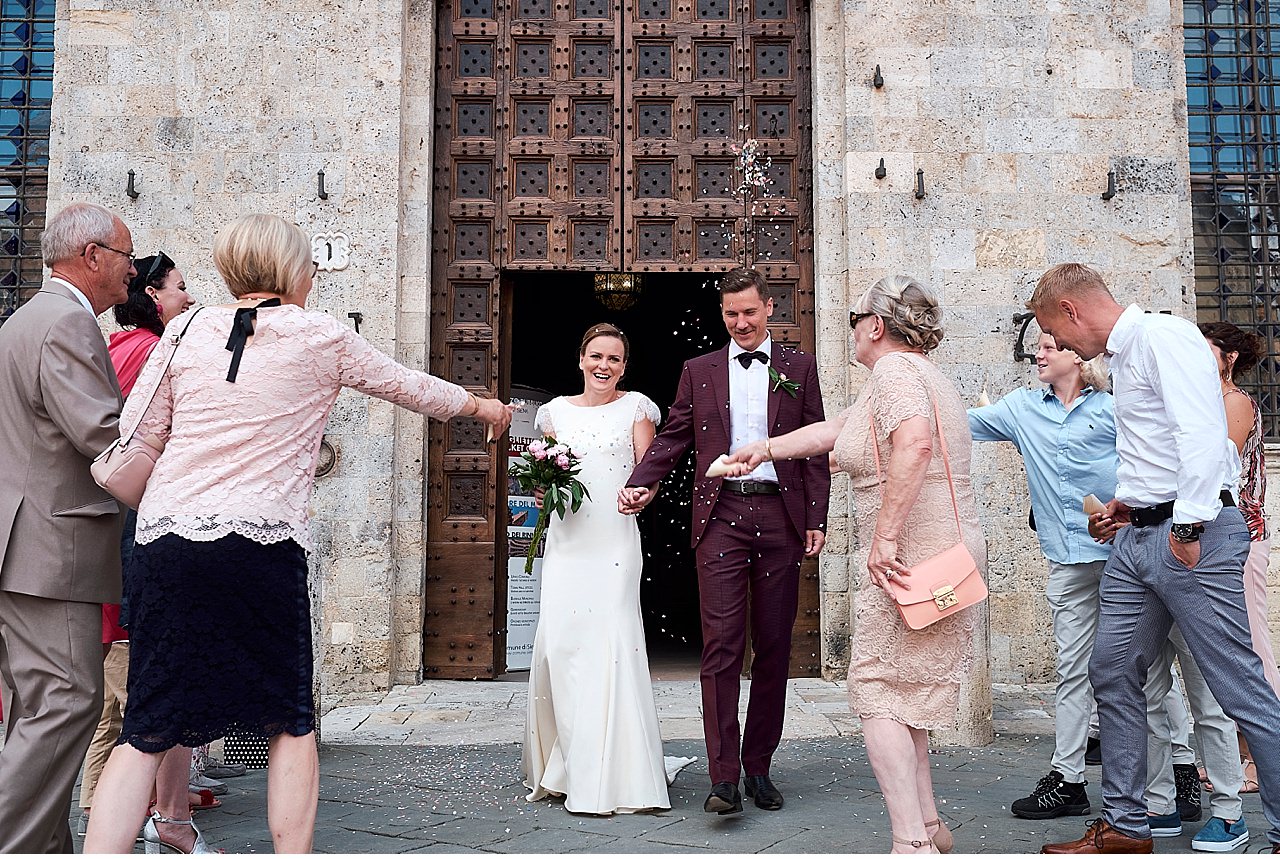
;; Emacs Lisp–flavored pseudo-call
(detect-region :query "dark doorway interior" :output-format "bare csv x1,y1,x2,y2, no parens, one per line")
508,271,727,667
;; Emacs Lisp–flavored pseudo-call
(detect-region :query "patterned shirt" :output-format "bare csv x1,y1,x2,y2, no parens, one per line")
1232,388,1269,541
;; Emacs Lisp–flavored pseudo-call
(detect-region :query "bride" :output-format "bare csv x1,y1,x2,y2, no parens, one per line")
523,322,694,814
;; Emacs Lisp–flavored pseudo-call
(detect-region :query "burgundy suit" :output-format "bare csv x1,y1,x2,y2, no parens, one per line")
629,341,830,784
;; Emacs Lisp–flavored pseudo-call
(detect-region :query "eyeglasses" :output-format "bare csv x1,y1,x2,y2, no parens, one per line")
142,251,174,283
850,311,877,328
88,242,136,263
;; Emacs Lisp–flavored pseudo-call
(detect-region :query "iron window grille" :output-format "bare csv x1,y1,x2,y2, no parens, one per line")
0,0,53,325
1186,0,1280,438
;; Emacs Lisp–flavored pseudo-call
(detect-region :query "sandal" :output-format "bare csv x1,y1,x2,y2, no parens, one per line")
925,819,953,854
892,835,936,853
188,789,221,812
1242,759,1259,794
142,811,217,854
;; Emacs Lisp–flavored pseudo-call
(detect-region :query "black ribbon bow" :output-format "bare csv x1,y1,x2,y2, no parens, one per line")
224,298,281,383
735,350,769,370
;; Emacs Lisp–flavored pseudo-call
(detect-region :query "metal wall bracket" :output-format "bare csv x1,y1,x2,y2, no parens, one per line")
126,169,139,200
1013,311,1037,362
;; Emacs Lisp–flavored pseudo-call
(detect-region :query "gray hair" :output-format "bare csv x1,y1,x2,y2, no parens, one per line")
41,202,119,266
856,274,945,353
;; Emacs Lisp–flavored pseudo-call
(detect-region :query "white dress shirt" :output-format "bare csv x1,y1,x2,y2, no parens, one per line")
50,276,95,315
1106,304,1232,524
727,335,779,484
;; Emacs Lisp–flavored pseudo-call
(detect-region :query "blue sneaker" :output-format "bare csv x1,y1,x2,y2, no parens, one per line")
1148,810,1184,837
1190,817,1249,852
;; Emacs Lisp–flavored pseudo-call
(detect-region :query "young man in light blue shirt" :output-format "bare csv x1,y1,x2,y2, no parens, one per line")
969,332,1117,820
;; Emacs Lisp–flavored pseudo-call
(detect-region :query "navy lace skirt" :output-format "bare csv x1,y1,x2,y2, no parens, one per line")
119,532,315,752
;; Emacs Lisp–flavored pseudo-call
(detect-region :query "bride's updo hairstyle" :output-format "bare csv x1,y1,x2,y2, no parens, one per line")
580,322,630,362
857,274,945,353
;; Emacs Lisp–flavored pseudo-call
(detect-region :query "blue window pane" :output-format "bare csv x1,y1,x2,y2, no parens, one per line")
1186,1,1206,23
29,51,52,75
31,22,53,48
1217,144,1247,171
27,78,50,105
1191,146,1214,171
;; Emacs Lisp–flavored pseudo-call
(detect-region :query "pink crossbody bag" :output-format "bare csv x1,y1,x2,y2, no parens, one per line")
869,387,988,630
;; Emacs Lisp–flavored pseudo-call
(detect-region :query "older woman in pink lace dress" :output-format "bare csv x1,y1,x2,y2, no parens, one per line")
84,214,512,854
724,275,983,854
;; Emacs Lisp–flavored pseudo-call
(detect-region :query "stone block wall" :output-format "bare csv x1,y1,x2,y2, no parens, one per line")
808,0,1195,741
47,0,435,704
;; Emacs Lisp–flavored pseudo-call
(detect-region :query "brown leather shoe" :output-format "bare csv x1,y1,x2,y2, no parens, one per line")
1041,819,1154,854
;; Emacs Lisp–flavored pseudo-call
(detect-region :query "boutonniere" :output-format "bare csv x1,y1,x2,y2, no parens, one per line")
768,365,800,398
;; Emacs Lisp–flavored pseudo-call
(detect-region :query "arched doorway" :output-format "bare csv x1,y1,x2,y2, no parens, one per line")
425,0,817,678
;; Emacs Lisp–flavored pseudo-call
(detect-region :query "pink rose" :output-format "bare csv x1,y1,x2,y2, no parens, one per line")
555,454,570,469
528,440,548,460
548,443,568,458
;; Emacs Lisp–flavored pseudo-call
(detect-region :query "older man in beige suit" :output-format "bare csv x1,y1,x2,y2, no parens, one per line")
0,202,135,852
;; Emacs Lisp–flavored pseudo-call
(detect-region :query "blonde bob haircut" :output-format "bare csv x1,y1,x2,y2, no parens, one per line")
214,213,313,298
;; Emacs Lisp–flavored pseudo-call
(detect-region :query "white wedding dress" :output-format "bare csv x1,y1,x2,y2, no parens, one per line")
522,390,695,814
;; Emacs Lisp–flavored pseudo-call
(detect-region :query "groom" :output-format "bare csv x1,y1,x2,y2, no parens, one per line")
619,267,830,815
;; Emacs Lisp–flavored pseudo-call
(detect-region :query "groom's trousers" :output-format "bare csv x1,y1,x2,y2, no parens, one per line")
696,490,803,784
1090,507,1280,843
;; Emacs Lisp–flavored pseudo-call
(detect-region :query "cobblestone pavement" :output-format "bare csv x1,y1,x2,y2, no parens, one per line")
51,679,1267,853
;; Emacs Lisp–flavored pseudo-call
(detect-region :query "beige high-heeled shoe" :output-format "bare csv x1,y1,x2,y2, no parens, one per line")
925,819,954,854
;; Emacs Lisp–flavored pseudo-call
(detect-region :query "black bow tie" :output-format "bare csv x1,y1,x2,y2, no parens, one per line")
735,350,769,370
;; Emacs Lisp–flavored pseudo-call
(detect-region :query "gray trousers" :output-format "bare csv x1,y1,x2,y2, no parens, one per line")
1091,508,1280,841
0,590,103,853
1047,560,1106,781
1144,628,1244,820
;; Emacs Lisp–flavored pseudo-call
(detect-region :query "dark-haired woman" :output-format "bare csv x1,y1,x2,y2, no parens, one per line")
1201,321,1279,796
110,252,194,392
522,323,693,814
99,254,210,853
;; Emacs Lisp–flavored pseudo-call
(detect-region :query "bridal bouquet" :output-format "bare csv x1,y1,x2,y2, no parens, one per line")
509,437,591,574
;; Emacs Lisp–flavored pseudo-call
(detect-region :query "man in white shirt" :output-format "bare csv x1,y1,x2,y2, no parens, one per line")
1031,263,1280,855
0,202,133,852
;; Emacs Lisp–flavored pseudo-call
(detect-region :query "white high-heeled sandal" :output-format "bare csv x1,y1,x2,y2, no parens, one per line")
142,811,215,854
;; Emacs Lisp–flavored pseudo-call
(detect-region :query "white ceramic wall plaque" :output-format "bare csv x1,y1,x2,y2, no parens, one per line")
312,232,351,272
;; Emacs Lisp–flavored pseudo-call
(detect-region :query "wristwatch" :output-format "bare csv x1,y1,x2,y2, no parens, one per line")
1171,523,1205,543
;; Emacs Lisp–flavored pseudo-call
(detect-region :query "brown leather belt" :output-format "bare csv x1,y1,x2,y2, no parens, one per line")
721,480,781,496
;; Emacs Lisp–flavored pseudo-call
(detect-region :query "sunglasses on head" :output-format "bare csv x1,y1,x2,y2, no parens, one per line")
143,251,174,284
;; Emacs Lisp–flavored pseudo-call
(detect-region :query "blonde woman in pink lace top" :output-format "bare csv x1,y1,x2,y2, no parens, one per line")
85,214,512,855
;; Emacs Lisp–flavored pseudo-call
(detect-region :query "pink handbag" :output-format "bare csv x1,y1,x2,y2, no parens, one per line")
869,389,987,630
91,309,202,509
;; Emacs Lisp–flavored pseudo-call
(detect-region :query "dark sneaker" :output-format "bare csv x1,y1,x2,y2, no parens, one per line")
1085,736,1102,766
1011,771,1091,820
1175,763,1203,822
1148,810,1184,837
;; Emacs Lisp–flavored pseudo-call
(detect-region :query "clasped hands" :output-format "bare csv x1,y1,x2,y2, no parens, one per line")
1088,499,1200,571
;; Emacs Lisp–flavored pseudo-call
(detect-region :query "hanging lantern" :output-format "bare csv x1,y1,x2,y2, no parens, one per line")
593,272,643,311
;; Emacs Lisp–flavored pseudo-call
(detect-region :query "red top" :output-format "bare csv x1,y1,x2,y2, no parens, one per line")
108,327,161,398
103,327,162,643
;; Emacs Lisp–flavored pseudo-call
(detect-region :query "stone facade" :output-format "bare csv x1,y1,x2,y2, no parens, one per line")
44,0,1280,732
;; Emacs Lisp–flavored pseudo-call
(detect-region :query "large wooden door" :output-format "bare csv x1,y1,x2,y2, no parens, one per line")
427,0,816,678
